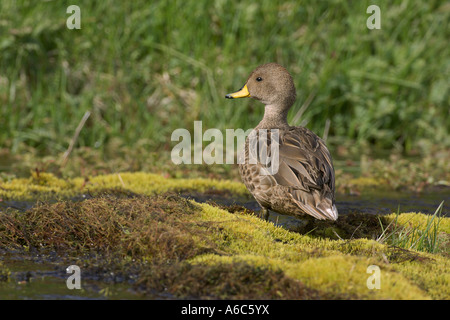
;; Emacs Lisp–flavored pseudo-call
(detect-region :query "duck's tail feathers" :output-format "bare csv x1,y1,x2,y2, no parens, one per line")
293,196,338,221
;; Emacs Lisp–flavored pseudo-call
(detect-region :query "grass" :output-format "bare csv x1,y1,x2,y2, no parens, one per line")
0,193,209,258
0,0,448,162
379,201,447,254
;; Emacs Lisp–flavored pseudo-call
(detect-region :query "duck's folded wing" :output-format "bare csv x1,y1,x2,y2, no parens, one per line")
273,127,338,220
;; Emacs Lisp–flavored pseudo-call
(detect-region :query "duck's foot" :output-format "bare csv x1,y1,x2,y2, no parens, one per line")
260,208,269,221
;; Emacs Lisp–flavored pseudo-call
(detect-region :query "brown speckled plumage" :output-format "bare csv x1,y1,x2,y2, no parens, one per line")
226,63,338,221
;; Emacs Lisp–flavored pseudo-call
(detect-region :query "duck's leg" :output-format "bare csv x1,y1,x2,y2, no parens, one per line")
260,207,269,221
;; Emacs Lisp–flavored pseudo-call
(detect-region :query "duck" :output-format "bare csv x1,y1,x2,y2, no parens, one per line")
225,63,338,221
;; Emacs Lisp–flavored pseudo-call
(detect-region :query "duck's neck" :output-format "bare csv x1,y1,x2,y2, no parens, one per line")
257,104,290,129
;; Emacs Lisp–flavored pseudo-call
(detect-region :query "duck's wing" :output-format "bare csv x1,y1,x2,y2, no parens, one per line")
273,127,338,220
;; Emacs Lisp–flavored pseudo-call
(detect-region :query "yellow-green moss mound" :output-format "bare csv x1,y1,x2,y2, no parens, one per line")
193,202,449,299
0,172,248,200
385,211,450,234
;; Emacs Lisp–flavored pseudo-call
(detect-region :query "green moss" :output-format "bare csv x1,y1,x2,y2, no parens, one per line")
0,172,248,200
191,202,449,299
384,212,450,234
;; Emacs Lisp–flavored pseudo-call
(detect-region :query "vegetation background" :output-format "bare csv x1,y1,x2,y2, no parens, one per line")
0,0,448,179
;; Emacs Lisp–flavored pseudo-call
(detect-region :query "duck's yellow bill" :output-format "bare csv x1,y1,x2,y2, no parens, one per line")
225,84,250,99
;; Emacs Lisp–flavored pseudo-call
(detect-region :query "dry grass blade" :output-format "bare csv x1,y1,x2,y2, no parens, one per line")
292,89,317,125
61,111,91,168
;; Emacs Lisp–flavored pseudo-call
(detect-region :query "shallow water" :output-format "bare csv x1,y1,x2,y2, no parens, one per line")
181,188,450,217
0,253,147,300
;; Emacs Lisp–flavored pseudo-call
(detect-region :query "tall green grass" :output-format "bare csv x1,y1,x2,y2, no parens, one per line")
377,201,446,253
0,0,448,159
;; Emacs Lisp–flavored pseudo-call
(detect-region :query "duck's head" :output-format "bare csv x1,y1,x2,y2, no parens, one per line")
225,63,296,110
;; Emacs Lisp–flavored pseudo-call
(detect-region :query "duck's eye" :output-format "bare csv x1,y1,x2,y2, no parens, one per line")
256,77,263,82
